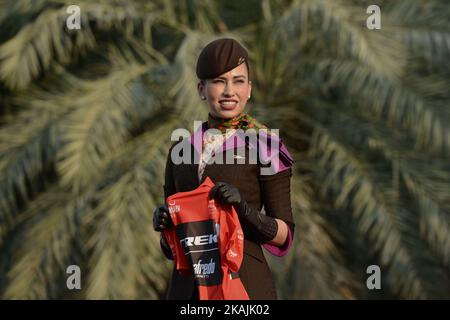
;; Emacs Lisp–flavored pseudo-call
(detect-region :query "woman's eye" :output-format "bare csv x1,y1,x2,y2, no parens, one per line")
211,79,245,84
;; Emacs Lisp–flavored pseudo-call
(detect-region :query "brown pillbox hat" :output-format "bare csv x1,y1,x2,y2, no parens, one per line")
196,38,249,79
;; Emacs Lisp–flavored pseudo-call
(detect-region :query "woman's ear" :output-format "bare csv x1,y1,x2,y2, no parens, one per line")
248,80,252,99
197,81,206,100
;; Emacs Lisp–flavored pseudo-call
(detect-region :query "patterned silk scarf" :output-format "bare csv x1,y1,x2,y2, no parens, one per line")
197,111,293,180
199,112,268,181
207,112,268,133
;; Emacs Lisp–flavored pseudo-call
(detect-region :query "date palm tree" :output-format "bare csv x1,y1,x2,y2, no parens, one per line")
0,0,448,299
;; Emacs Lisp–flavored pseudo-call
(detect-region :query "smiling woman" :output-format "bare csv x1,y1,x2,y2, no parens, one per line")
152,38,295,300
198,62,251,118
196,38,252,119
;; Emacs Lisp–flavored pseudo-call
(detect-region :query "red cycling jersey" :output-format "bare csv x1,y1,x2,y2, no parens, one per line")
162,177,249,300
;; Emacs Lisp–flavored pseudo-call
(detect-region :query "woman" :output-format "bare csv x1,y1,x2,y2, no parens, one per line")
153,38,295,300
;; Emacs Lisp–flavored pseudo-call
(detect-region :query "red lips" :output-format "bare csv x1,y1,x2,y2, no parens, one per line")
219,100,238,110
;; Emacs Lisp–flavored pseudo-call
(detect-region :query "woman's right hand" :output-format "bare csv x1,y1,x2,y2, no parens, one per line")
152,205,173,232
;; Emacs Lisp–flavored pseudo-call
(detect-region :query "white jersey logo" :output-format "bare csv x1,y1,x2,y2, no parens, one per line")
193,259,216,275
180,234,218,248
168,204,181,214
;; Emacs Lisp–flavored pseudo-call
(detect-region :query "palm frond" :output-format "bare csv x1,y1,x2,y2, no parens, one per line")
310,123,441,298
80,123,180,299
0,7,95,90
0,98,69,236
56,61,160,193
388,0,450,61
270,171,361,299
0,1,163,90
276,0,405,80
290,57,450,155
2,187,78,299
169,31,210,121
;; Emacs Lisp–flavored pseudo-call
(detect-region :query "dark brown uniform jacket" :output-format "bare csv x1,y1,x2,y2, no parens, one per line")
162,124,294,300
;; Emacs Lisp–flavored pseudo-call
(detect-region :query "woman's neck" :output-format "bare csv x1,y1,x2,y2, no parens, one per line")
207,112,244,128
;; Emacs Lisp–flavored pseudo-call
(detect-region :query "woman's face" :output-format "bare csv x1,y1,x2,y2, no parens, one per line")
198,63,252,119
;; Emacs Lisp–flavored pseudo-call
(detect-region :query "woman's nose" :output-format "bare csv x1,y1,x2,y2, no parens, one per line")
223,83,235,97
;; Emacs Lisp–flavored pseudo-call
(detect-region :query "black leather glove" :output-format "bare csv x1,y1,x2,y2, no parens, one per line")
209,182,278,243
153,204,173,232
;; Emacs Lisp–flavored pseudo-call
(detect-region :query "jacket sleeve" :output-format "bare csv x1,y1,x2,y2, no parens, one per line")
160,143,177,260
258,167,295,256
160,234,173,261
164,143,177,200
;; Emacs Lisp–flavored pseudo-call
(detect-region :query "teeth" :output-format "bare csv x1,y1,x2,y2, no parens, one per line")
221,101,237,105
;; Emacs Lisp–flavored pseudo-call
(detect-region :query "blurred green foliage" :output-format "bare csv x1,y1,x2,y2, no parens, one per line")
0,0,449,299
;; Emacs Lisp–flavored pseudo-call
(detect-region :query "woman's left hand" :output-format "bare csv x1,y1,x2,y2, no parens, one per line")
209,181,281,244
209,182,242,207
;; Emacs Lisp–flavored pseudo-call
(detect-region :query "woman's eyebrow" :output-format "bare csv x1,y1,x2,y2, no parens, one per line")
215,75,247,80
